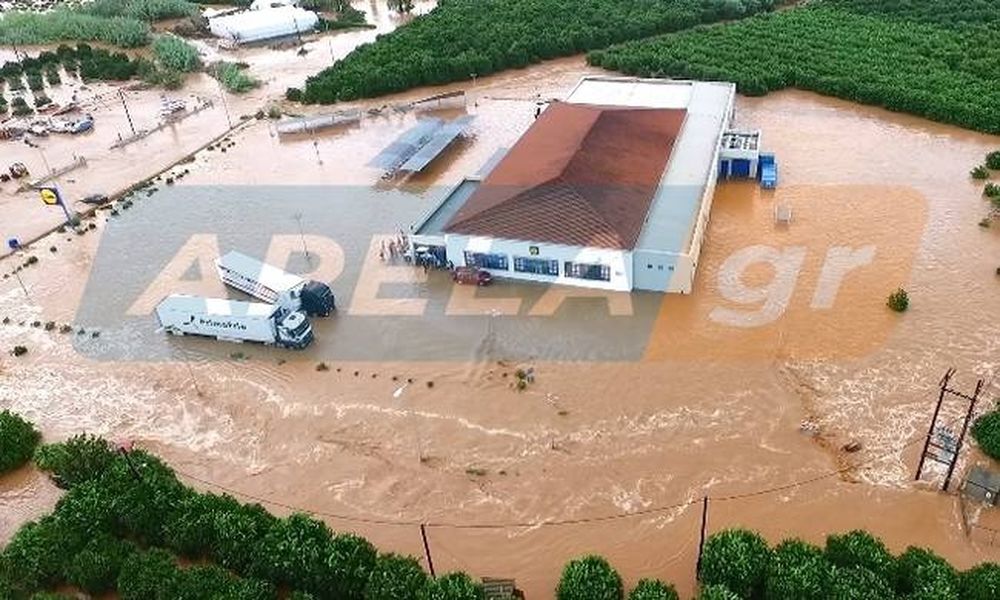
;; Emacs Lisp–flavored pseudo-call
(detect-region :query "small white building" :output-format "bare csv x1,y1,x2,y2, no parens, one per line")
209,6,318,44
411,76,736,294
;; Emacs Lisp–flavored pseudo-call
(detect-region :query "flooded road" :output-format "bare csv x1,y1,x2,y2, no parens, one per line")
2,48,1000,600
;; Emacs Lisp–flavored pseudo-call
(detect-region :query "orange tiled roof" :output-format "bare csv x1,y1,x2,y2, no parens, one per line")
445,102,686,249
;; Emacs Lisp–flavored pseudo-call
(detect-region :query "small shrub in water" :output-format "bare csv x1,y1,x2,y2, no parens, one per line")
987,151,1000,170
0,410,41,473
886,288,909,312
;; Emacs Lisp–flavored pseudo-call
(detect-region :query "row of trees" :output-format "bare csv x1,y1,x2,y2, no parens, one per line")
291,0,779,103
0,0,195,47
1,431,490,599
4,417,1000,599
587,5,1000,134
823,0,1000,30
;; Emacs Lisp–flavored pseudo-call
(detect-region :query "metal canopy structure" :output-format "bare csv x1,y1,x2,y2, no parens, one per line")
370,116,475,174
400,116,475,172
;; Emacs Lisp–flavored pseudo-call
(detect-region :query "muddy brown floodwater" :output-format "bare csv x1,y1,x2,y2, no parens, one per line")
2,48,1000,600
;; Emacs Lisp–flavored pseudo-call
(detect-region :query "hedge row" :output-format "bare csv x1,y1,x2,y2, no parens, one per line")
696,528,1000,600
4,416,1000,599
292,0,778,103
0,0,196,47
0,432,485,600
588,3,1000,134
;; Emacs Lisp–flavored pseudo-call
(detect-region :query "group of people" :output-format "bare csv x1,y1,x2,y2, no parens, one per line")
378,231,410,263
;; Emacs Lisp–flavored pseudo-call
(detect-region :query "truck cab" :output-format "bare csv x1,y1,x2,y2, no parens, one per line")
275,310,314,349
296,281,335,316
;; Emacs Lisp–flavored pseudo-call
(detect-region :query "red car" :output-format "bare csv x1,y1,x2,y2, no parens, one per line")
452,266,493,286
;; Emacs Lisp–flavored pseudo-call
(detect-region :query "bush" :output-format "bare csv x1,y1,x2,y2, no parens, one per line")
971,165,990,179
972,410,1000,461
153,34,201,72
33,434,116,489
211,61,260,93
324,532,378,599
163,492,240,557
1,514,86,594
628,578,679,600
886,288,909,312
210,501,278,573
116,548,178,599
364,554,430,600
959,562,1000,600
12,97,34,116
63,533,136,595
985,183,1000,198
0,410,41,474
556,555,623,600
895,547,959,598
764,539,830,600
419,572,486,600
250,513,333,592
699,529,771,598
825,530,896,582
695,585,740,600
987,151,1000,170
827,566,894,600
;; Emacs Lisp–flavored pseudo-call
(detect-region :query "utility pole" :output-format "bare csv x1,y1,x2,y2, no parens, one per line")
915,369,984,491
420,524,437,578
119,89,136,136
696,496,709,580
182,349,203,397
12,270,30,299
293,212,311,262
216,79,233,129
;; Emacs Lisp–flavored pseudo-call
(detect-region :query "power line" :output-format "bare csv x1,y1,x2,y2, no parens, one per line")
168,412,971,531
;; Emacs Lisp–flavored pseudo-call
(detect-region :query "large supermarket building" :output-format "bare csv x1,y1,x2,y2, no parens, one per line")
411,76,737,293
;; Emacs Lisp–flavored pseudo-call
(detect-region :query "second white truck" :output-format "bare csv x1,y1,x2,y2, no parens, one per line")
215,251,335,317
155,294,314,349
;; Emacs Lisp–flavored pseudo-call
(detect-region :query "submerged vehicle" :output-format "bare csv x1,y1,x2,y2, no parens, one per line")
452,266,493,286
155,294,313,349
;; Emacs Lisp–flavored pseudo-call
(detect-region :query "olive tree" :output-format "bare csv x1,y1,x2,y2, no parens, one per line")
959,563,1000,600
250,513,333,592
63,533,135,595
33,434,115,489
628,578,679,600
324,533,378,600
696,585,740,600
827,566,895,600
419,571,486,600
0,410,40,473
699,529,771,598
764,539,831,600
972,410,1000,461
364,554,430,600
556,555,623,600
895,547,958,599
116,548,179,600
824,530,895,583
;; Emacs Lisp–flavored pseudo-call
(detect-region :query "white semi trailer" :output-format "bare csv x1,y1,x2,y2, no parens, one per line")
155,294,314,349
215,251,335,317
